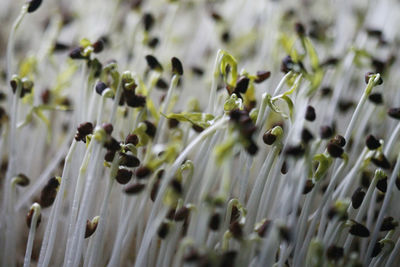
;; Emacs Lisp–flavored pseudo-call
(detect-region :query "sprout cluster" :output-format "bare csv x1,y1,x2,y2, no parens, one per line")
1,0,400,266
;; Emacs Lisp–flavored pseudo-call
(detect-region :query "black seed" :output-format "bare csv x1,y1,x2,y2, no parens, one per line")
229,109,243,122
191,66,204,76
229,221,243,239
366,28,383,38
145,55,163,71
135,166,152,179
396,176,400,190
320,125,333,139
257,220,271,237
15,173,30,187
92,39,104,53
144,120,156,137
220,251,237,267
104,137,120,151
75,122,93,141
281,56,294,73
155,78,168,89
119,153,140,167
327,142,343,158
171,179,183,194
210,11,223,21
254,70,271,83
69,46,85,59
166,209,176,220
388,108,400,119
371,154,391,169
150,179,160,202
26,208,41,229
376,177,388,193
263,130,277,145
171,57,184,75
143,13,155,32
294,22,306,36
321,87,332,97
320,57,339,67
40,89,50,104
85,219,98,238
380,216,398,231
366,135,381,150
221,31,230,43
338,99,354,113
53,42,69,51
361,171,372,188
371,242,383,257
87,59,102,78
372,58,386,74
327,206,348,221
148,37,159,48
102,123,113,135
305,105,316,121
168,118,180,128
303,180,315,194
326,245,344,261
174,206,190,221
125,134,138,146
27,0,42,13
235,77,250,94
245,141,258,155
349,221,370,237
230,205,240,224
39,177,59,208
104,150,115,162
157,222,169,239
351,187,366,209
331,135,346,147
126,94,146,108
279,226,291,242
115,168,133,184
281,161,288,174
10,79,17,94
284,144,305,157
301,128,314,144
190,124,203,133
209,213,220,231
124,183,146,195
96,82,108,95
368,93,383,105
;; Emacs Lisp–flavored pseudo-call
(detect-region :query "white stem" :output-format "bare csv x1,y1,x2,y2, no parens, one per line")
364,152,400,264
23,203,41,267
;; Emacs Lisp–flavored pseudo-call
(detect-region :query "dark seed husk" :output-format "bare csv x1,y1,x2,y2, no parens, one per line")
157,222,169,239
388,108,400,119
124,183,146,195
327,142,343,158
303,180,315,194
171,57,184,75
380,216,398,231
351,187,366,209
366,135,381,150
263,130,276,145
349,221,370,237
209,213,220,231
27,0,42,13
115,168,133,184
145,55,163,71
326,245,344,261
376,177,388,193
